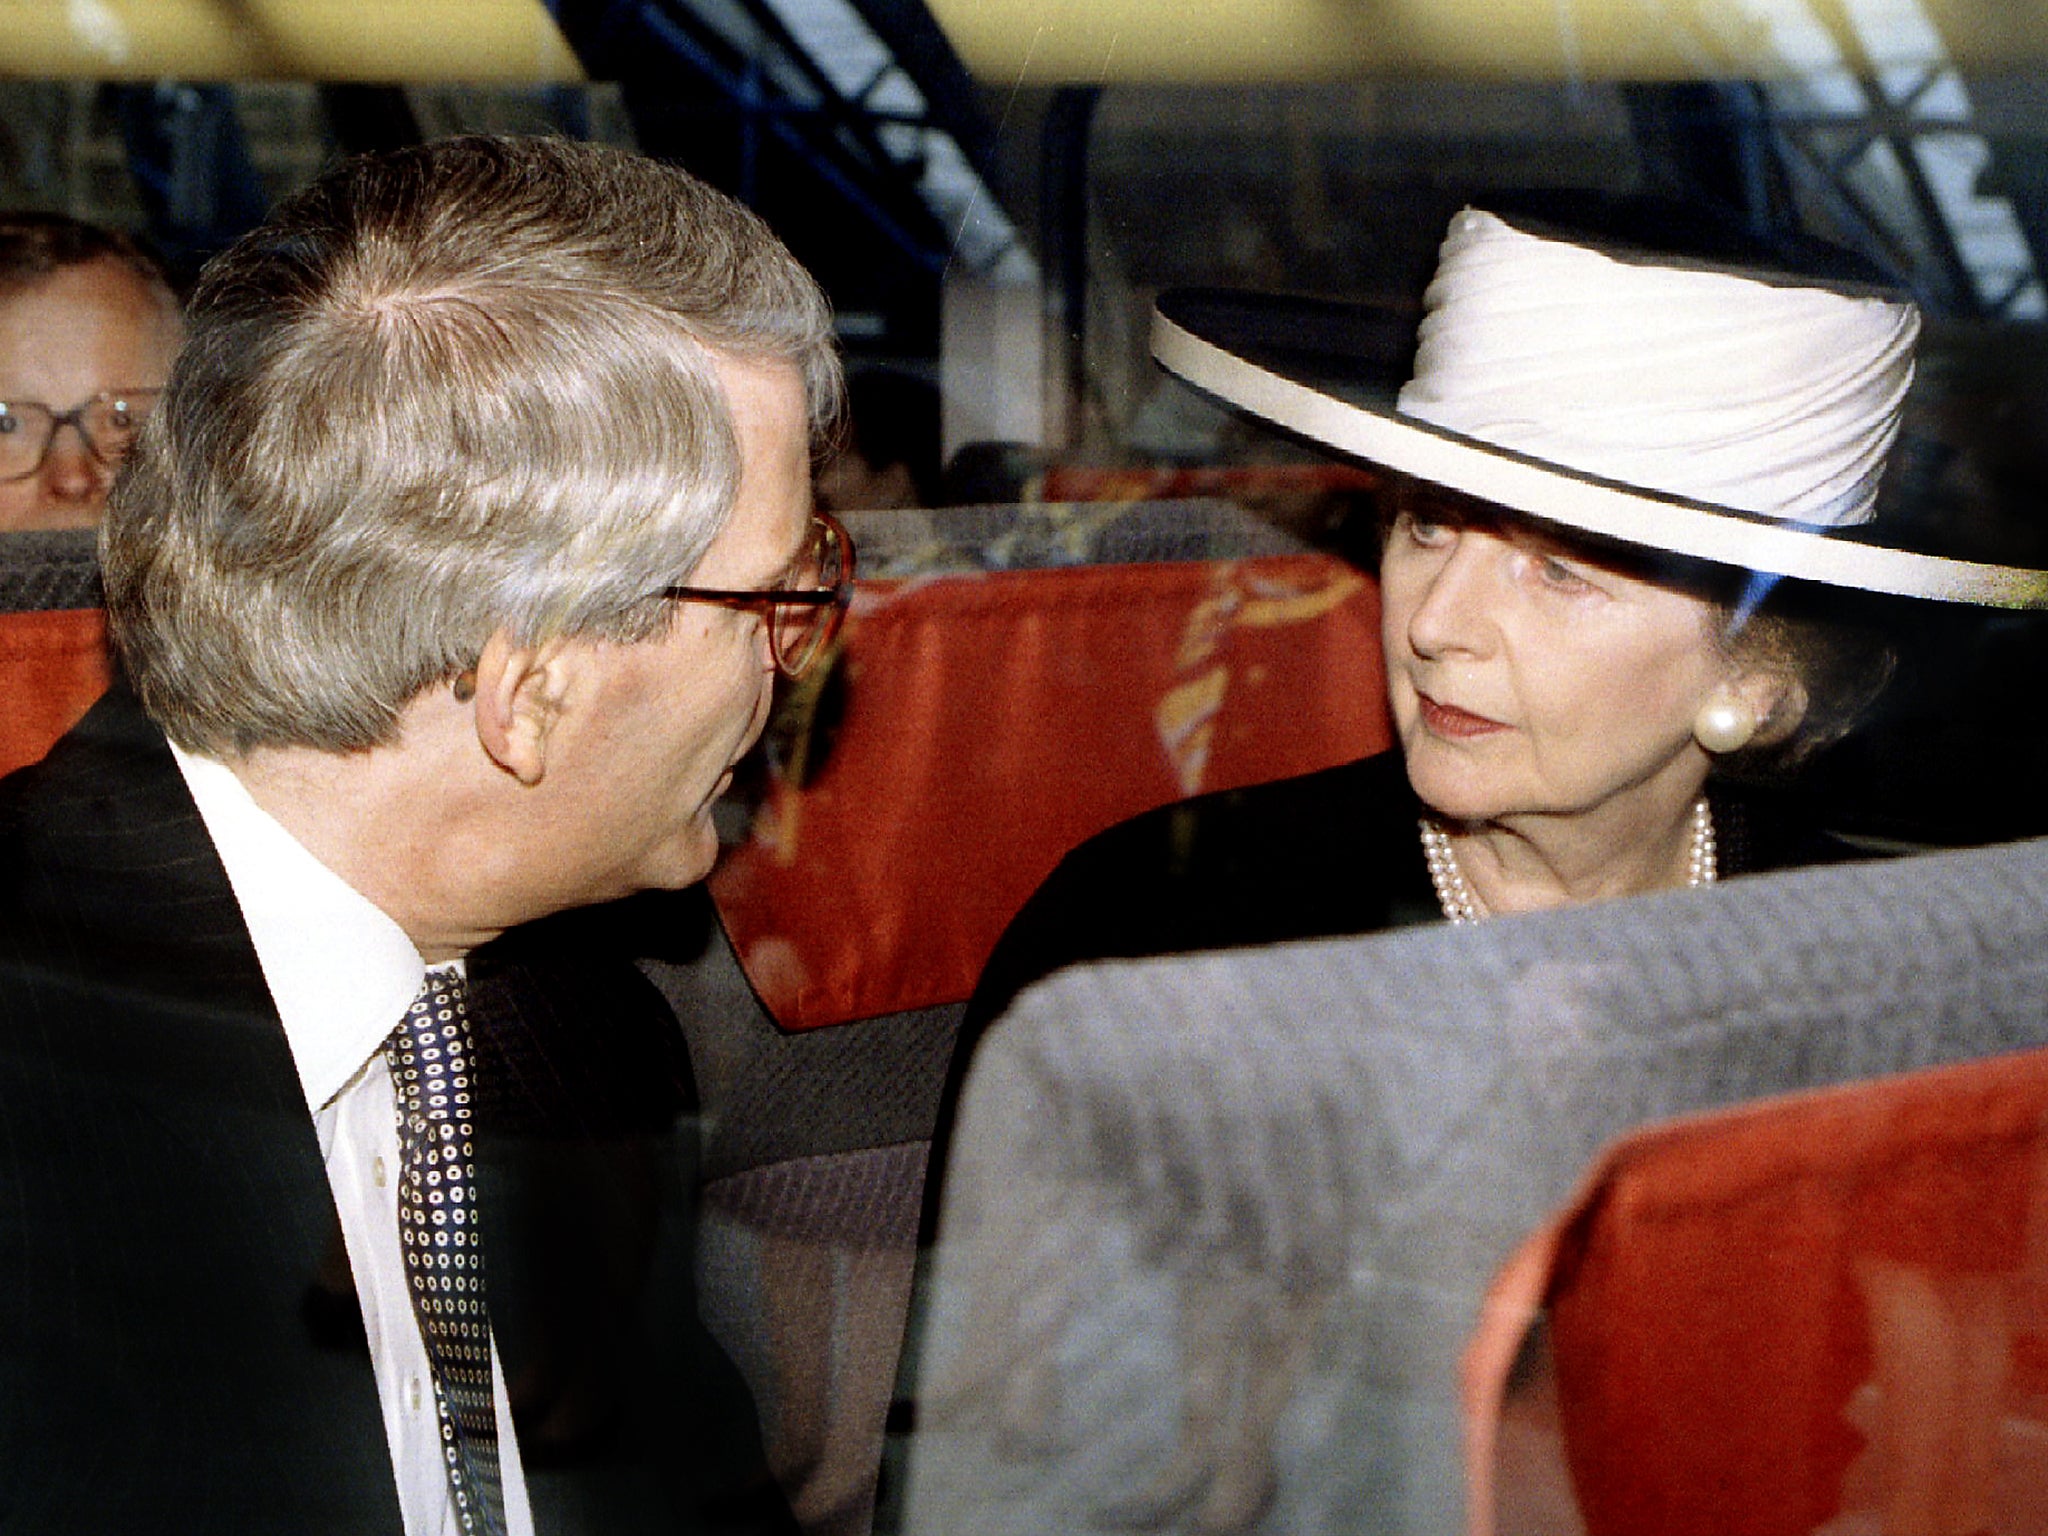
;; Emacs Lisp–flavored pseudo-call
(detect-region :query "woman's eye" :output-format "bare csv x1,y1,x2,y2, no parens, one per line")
1403,514,1452,548
1535,555,1594,593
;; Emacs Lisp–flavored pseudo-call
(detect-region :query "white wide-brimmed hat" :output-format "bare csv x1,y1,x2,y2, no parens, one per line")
1152,208,2048,608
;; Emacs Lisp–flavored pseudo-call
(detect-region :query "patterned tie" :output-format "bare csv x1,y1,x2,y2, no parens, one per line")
386,971,506,1536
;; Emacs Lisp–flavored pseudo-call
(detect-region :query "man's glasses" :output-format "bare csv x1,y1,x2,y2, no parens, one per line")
662,511,855,679
0,389,162,482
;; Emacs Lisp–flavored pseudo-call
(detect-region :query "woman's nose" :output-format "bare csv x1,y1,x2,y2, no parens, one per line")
1405,536,1499,659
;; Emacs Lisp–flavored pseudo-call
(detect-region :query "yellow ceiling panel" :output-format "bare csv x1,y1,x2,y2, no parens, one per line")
925,0,1380,83
0,0,583,81
925,0,2048,82
1919,0,2048,66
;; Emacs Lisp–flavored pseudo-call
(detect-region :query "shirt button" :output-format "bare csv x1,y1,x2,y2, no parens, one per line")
409,1377,422,1413
373,1156,388,1188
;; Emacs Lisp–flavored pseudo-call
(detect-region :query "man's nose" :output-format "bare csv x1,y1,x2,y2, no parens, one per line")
38,420,110,507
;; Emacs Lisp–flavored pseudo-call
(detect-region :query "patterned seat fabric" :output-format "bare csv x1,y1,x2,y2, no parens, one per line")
0,528,110,776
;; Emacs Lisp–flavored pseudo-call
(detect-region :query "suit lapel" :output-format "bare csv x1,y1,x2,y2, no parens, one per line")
0,684,405,1529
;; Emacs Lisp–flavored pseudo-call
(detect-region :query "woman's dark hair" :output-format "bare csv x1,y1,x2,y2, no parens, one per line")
1712,591,1896,782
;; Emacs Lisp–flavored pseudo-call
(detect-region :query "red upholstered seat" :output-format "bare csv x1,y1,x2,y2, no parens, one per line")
0,606,110,776
1472,1047,2048,1536
709,551,1391,1029
693,533,1388,1527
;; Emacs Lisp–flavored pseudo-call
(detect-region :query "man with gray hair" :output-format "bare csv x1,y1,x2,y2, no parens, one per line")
0,136,848,1533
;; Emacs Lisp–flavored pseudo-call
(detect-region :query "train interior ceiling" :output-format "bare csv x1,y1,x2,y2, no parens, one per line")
4,0,2048,843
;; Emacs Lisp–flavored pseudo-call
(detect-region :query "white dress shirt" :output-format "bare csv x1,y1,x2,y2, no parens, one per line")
171,745,534,1536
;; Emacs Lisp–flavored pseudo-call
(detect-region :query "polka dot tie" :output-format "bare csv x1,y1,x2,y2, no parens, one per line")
385,971,506,1536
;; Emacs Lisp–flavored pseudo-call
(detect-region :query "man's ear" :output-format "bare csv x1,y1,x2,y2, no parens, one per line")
470,631,575,786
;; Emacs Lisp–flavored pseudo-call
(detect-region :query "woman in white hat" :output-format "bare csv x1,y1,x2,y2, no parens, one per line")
938,207,2048,1533
970,207,2047,1014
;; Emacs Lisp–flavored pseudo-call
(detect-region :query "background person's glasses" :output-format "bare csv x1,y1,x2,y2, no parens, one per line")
0,390,162,482
662,511,855,679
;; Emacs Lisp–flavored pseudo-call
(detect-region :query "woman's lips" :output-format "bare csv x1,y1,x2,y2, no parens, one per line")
1417,691,1509,740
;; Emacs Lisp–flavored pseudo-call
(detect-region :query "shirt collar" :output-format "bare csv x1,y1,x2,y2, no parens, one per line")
170,741,429,1111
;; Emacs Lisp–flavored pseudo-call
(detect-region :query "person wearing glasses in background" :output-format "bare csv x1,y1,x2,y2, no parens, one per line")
0,136,851,1534
0,212,181,529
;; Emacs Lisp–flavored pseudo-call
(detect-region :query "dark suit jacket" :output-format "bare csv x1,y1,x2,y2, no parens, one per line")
963,751,1855,1036
0,686,792,1534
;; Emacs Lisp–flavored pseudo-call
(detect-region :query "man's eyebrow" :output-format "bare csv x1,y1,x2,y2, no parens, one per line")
719,531,810,593
750,544,804,591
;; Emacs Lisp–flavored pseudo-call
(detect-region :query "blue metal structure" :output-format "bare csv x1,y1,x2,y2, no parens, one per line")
549,0,1002,354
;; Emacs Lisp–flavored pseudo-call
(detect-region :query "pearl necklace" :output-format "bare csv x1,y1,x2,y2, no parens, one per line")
1419,798,1716,924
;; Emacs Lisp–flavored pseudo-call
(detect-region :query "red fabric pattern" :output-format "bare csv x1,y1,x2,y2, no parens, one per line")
0,608,111,776
709,555,1390,1029
1541,1048,2048,1536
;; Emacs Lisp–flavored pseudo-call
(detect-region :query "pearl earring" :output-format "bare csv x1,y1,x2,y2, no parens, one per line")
1694,698,1756,754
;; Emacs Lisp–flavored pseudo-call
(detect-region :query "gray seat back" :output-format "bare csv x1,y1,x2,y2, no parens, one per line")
908,836,2048,1535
